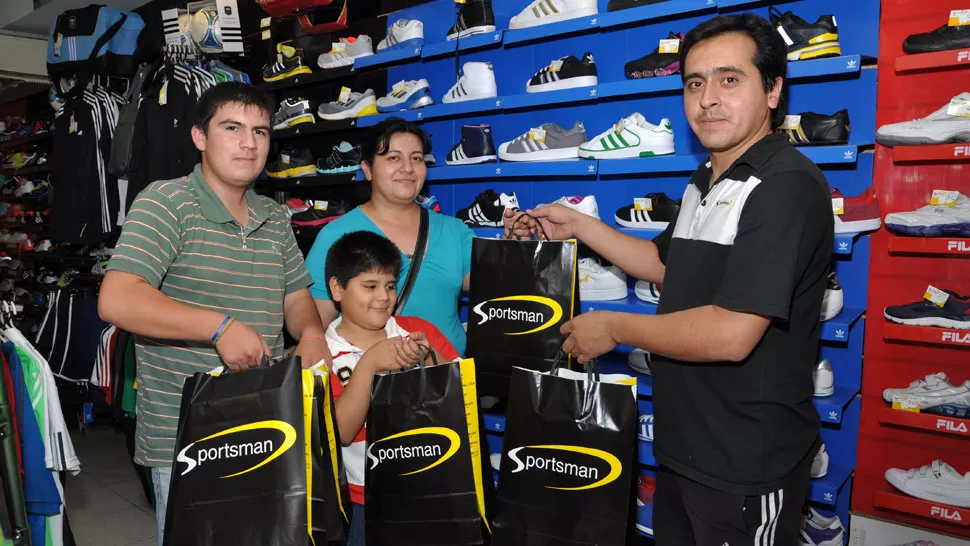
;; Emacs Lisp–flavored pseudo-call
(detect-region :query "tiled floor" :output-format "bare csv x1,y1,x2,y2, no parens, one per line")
65,426,158,546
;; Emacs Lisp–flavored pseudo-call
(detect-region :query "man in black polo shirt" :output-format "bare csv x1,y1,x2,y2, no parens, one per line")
505,14,833,545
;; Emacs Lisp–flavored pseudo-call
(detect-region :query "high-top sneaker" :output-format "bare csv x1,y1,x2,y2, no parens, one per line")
527,52,597,93
769,8,841,61
446,125,497,165
443,62,498,104
625,32,684,79
447,0,496,40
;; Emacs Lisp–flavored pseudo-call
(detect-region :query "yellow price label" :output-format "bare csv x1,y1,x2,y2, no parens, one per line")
832,197,844,215
528,128,546,142
313,200,329,211
332,41,347,53
634,197,653,211
923,285,949,307
930,189,959,207
948,9,970,26
659,38,680,54
891,397,920,412
338,86,351,102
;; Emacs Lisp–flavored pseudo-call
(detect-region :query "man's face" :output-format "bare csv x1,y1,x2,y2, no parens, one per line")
682,32,781,153
330,271,398,331
191,102,271,187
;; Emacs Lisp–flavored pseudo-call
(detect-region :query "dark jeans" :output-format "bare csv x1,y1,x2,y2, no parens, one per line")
348,503,365,546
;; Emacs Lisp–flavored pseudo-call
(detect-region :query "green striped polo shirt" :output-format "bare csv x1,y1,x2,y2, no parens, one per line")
106,163,312,467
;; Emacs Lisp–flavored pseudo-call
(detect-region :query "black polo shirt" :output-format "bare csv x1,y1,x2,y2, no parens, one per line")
651,133,833,495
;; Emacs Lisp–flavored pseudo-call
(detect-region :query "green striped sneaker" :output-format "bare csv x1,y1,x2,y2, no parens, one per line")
578,113,675,160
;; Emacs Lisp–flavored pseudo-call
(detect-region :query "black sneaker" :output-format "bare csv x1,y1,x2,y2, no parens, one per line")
316,142,362,174
769,8,841,61
272,98,315,131
446,124,497,165
456,190,519,227
607,0,669,12
885,290,970,329
625,32,684,79
447,0,496,40
262,50,312,83
527,53,597,93
614,193,681,230
903,24,970,54
779,110,850,145
266,148,315,178
291,200,349,227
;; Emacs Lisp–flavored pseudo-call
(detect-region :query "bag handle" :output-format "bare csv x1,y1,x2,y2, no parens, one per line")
505,212,550,241
551,348,599,382
394,207,429,315
414,343,439,368
57,11,129,100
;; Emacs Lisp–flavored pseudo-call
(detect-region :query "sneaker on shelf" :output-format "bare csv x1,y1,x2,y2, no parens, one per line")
546,195,599,219
15,180,35,197
489,452,501,472
498,121,586,162
779,110,850,145
377,79,434,112
903,24,970,54
318,89,378,120
579,114,675,159
832,188,881,234
882,372,970,418
820,271,843,321
884,289,970,329
0,279,13,293
415,194,441,213
634,280,661,304
636,476,656,536
769,8,841,61
286,198,310,216
41,270,59,285
266,148,316,179
813,359,834,397
885,459,970,508
272,98,315,131
578,257,627,301
318,35,374,69
447,0,496,40
316,142,362,174
811,444,829,479
377,19,424,52
876,93,970,147
91,260,109,275
526,53,597,93
291,200,349,227
88,245,114,258
20,236,36,252
456,190,519,227
35,240,53,252
625,31,684,79
261,50,312,82
509,0,597,30
884,192,970,237
443,62,498,104
638,413,653,442
628,349,651,375
446,124,497,165
615,192,680,230
424,153,436,165
800,508,844,546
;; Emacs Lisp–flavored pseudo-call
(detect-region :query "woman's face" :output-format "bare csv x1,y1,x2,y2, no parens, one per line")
362,132,427,205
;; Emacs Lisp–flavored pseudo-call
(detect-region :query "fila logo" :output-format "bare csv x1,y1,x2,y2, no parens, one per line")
835,329,846,338
828,410,839,420
958,50,969,62
823,492,834,502
955,146,970,157
931,506,963,521
947,241,970,252
843,150,854,160
943,331,970,344
846,59,857,69
838,241,849,251
937,418,968,433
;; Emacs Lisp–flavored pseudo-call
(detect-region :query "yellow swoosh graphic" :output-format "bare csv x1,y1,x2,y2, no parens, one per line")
195,420,297,479
490,295,563,336
375,427,460,476
529,444,622,491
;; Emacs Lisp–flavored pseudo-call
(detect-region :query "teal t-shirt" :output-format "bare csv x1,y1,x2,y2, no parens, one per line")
305,207,474,355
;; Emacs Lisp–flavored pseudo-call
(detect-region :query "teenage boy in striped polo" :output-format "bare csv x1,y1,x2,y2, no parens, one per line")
98,82,331,545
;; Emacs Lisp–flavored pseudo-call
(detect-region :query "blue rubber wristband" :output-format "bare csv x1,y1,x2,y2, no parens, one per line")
211,315,232,344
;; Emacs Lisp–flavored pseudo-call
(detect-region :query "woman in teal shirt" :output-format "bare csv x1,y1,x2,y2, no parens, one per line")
305,118,473,355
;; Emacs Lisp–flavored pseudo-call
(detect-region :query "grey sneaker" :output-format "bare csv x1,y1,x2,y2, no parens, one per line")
498,121,586,162
317,89,378,121
317,35,374,69
272,98,315,130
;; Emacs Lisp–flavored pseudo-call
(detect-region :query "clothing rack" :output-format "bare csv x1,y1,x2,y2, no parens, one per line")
0,299,30,546
163,43,203,64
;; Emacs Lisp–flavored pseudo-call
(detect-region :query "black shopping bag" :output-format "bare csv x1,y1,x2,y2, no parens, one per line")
164,357,347,546
492,360,637,546
467,224,579,397
366,356,492,546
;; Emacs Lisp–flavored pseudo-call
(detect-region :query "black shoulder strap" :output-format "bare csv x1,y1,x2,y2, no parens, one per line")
59,11,128,100
395,208,429,315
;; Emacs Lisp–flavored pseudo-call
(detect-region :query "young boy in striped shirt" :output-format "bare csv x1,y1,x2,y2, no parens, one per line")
323,230,459,546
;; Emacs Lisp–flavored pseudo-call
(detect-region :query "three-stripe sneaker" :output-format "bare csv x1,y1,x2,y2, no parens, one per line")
266,148,315,178
579,114,675,159
448,0,496,40
272,98,315,131
446,124,497,165
498,121,586,161
526,52,597,93
377,79,434,112
510,0,598,30
377,19,424,52
316,142,361,174
779,110,850,145
443,62,498,104
317,89,378,120
317,35,374,69
625,32,684,79
262,50,312,82
769,8,841,61
634,281,661,304
456,189,519,227
614,192,681,230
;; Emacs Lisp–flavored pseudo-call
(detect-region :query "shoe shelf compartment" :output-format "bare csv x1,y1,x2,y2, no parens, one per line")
359,97,505,127
272,119,359,141
581,290,658,314
873,490,970,527
502,14,601,46
357,109,423,127
595,154,708,175
814,386,859,424
0,132,51,151
421,31,505,60
892,143,970,164
882,323,970,349
878,408,970,439
503,86,602,111
259,65,354,93
888,237,970,256
256,172,359,190
821,307,865,343
426,160,599,180
895,48,970,73
0,165,47,177
353,45,424,71
599,0,716,29
809,463,854,506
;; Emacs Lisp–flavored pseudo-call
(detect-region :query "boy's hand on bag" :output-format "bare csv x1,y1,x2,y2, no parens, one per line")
503,209,535,240
361,337,418,373
216,321,271,370
561,311,619,364
403,332,432,363
528,204,584,241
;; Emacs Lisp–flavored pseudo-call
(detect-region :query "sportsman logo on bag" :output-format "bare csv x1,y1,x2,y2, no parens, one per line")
471,295,563,335
175,420,296,478
367,427,460,475
506,444,622,490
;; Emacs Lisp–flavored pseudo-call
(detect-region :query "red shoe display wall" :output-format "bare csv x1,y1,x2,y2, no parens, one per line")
853,0,970,537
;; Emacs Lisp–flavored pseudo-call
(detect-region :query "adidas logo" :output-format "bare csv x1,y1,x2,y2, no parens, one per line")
828,410,838,421
493,33,501,41
590,17,598,25
495,167,502,175
835,329,846,338
846,59,857,69
824,492,834,502
843,150,854,160
589,89,598,97
838,241,849,251
587,164,596,173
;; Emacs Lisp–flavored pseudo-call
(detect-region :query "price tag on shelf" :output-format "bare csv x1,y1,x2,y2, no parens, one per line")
391,81,406,94
338,86,351,102
832,197,844,215
659,38,680,54
528,127,546,142
946,96,970,118
930,189,959,206
782,114,802,130
549,59,564,73
332,41,347,53
923,285,950,307
454,0,467,3
260,17,271,28
313,200,329,211
948,9,970,26
634,197,653,211
891,396,920,412
261,29,271,40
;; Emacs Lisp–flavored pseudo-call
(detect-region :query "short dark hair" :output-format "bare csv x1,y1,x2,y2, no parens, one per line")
680,14,789,127
193,82,275,133
325,231,402,297
362,116,431,164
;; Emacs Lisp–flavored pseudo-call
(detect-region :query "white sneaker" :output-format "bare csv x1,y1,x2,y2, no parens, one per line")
442,62,498,104
578,257,627,301
811,444,829,479
546,195,599,219
628,349,651,375
876,92,970,147
800,508,844,546
377,79,434,112
884,192,970,238
886,459,970,508
509,0,598,30
318,35,374,69
579,114,675,159
490,453,501,472
820,272,843,322
882,372,970,416
634,280,661,304
377,19,424,52
814,359,834,397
